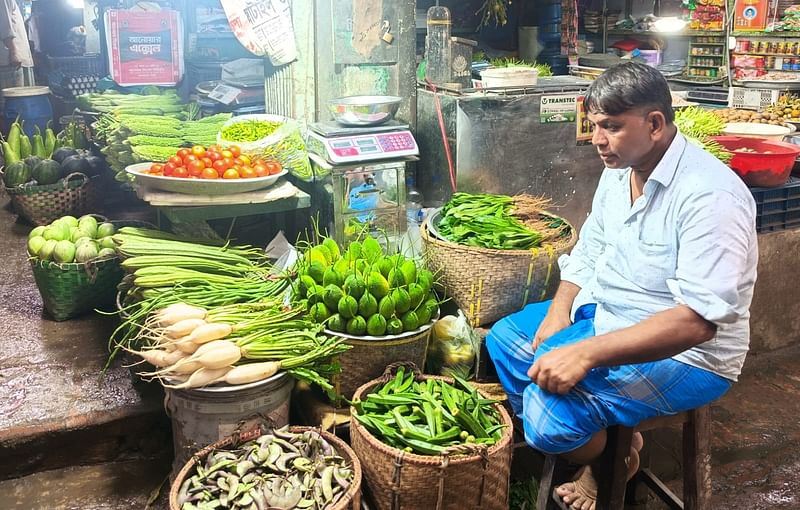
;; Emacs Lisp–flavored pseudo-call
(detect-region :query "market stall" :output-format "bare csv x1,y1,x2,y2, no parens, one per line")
7,1,800,509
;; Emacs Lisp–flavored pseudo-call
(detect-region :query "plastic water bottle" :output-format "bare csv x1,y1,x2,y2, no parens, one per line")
407,189,423,226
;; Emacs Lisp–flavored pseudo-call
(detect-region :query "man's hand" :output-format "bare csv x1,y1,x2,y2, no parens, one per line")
532,309,571,351
527,341,593,394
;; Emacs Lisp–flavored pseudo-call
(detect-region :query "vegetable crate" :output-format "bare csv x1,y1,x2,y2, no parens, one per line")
349,366,513,510
751,176,800,232
46,54,104,99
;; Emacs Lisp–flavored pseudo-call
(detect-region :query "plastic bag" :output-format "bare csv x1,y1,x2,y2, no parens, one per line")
217,114,311,179
426,311,480,380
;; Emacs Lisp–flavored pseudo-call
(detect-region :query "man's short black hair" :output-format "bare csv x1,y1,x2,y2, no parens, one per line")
583,62,674,124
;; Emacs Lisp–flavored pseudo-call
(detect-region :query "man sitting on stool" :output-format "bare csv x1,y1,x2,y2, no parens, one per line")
486,62,758,510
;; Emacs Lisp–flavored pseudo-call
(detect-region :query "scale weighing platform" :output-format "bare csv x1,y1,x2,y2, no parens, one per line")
306,120,419,164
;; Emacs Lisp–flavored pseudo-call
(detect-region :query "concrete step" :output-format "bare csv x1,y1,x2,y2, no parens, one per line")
0,198,171,480
0,457,172,510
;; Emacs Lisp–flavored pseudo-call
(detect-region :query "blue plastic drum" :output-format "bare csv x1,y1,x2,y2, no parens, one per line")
2,86,54,138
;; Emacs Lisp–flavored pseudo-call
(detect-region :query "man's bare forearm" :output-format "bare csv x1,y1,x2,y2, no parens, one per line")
548,281,581,320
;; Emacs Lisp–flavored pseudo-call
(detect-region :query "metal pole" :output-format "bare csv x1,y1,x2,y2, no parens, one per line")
602,0,608,52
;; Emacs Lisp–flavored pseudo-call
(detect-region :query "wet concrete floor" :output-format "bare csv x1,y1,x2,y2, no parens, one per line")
1,193,800,508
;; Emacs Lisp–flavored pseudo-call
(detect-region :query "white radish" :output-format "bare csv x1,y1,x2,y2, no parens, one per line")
126,348,184,368
186,322,232,345
176,340,200,354
153,303,207,327
224,362,281,386
163,318,207,339
163,366,232,389
192,341,242,369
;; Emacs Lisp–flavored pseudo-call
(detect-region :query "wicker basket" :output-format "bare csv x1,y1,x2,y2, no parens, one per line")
29,219,151,321
329,325,433,403
169,426,362,510
420,213,577,327
350,364,513,510
5,172,101,226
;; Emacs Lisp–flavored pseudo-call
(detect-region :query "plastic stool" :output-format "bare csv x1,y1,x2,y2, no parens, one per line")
536,405,712,510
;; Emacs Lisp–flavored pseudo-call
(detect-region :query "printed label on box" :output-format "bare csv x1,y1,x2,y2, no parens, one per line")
541,94,578,124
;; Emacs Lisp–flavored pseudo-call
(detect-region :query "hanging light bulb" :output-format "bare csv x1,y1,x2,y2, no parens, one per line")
653,17,688,33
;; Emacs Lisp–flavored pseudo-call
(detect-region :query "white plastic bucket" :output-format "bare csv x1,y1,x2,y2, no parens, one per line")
480,67,539,88
164,371,294,472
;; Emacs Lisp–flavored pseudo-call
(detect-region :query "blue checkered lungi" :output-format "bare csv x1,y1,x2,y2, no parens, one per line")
485,300,732,454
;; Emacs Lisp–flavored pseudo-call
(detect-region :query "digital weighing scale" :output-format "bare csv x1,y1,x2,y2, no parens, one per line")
302,120,419,249
306,120,419,165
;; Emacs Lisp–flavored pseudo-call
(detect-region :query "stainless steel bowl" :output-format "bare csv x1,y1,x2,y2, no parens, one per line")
327,95,402,126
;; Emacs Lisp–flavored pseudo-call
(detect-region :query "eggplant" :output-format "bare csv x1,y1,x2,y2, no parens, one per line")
84,156,106,177
60,155,90,176
52,147,79,163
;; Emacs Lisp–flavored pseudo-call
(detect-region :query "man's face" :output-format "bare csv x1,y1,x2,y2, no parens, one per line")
587,109,657,169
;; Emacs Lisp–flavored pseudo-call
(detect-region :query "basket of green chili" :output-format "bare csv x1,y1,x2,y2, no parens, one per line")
170,425,362,510
421,192,577,327
349,363,513,510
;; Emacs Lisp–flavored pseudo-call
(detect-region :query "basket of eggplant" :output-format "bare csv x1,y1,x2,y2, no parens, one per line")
170,425,361,510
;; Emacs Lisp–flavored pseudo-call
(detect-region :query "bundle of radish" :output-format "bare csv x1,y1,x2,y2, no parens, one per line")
126,301,349,395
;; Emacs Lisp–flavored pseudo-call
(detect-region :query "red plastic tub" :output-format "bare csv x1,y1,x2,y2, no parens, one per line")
711,136,800,188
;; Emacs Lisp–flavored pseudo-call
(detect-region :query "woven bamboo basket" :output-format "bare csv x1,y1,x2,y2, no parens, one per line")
350,364,513,510
5,172,101,226
169,426,362,510
29,218,152,321
420,211,577,327
328,324,434,404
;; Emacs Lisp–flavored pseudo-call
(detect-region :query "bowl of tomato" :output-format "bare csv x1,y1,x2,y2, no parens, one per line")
124,145,287,195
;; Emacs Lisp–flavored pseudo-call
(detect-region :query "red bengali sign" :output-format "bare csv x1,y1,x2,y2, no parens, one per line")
106,9,183,86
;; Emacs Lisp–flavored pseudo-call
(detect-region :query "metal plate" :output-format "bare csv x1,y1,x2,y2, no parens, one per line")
125,162,287,196
737,80,800,90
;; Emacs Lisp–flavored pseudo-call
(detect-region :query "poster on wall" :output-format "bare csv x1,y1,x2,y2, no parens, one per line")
105,9,184,87
219,0,297,65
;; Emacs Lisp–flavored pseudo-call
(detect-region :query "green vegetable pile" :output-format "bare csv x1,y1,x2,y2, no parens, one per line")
674,106,732,164
352,366,507,455
27,215,117,264
92,110,231,182
176,426,355,510
437,193,570,250
295,235,439,337
220,119,282,142
488,57,553,77
76,89,188,117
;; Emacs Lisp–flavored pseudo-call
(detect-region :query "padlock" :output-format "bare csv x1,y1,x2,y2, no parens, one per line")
381,20,394,44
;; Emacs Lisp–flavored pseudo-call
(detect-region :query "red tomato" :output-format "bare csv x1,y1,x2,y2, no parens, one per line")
191,145,206,157
201,167,218,179
240,166,257,179
201,157,213,168
265,161,282,175
149,163,163,173
207,150,221,162
233,157,245,167
207,144,220,153
221,157,234,169
253,164,268,177
177,148,191,159
228,145,241,158
237,154,251,165
168,155,183,167
183,154,199,164
173,167,189,178
188,160,205,176
220,149,234,160
222,168,240,179
162,162,176,176
212,159,228,176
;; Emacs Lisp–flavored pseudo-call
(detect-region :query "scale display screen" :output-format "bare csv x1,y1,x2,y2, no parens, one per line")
308,129,419,164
